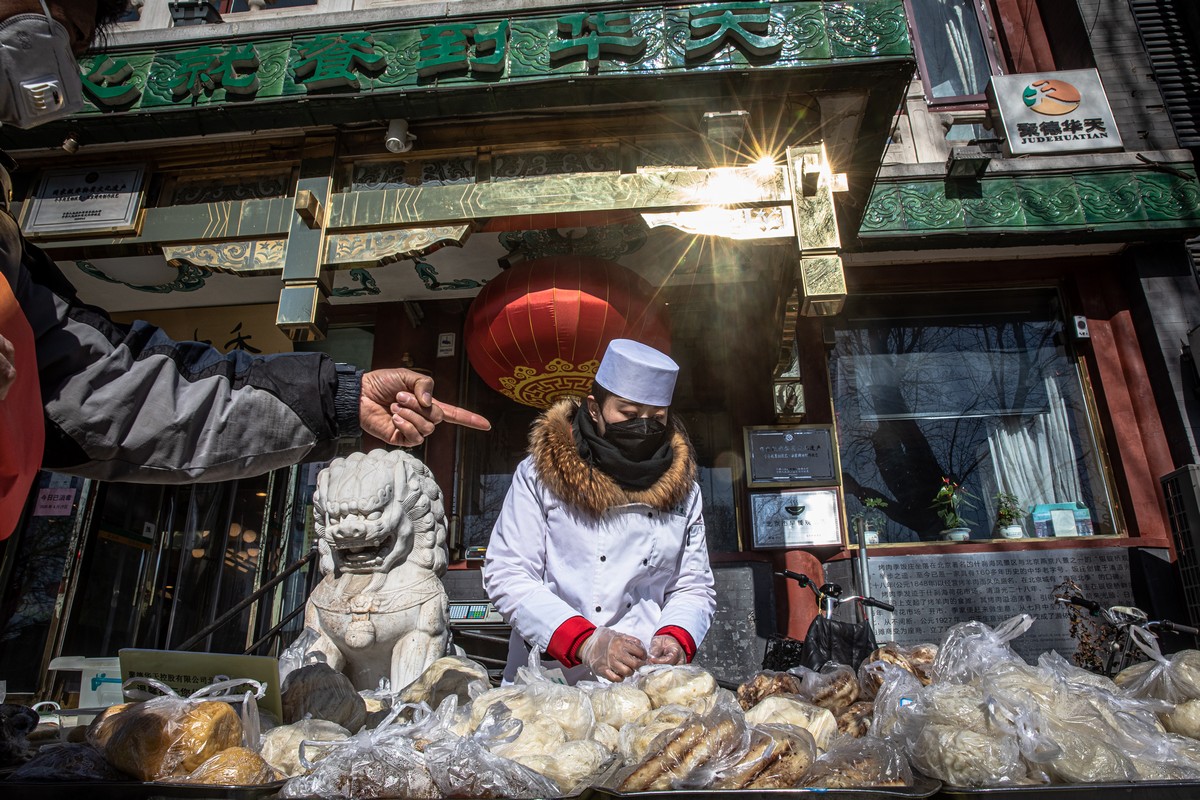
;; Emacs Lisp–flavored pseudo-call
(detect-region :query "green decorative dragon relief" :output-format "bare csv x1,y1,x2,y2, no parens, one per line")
860,166,1200,238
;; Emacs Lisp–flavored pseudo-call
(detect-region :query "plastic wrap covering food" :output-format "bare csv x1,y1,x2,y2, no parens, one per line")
617,704,694,765
933,614,1033,685
468,682,594,743
1163,698,1200,739
277,628,324,687
87,692,243,781
260,719,350,778
788,663,861,712
398,656,490,712
868,663,923,741
802,736,914,788
633,664,720,713
1116,632,1200,704
714,723,817,789
580,681,653,728
7,742,131,781
837,701,875,738
592,721,620,752
281,663,367,733
859,645,915,700
909,722,1024,787
279,723,440,799
174,745,284,785
1037,650,1122,694
421,713,563,800
735,670,803,710
744,693,837,751
612,695,750,792
504,738,614,796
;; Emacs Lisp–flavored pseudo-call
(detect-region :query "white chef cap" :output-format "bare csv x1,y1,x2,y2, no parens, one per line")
594,339,678,407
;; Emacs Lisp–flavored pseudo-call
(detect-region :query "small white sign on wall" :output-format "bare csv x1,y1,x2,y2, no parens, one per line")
437,332,456,358
989,69,1123,155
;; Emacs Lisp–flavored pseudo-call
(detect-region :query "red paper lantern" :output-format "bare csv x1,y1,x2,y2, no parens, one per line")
464,256,671,408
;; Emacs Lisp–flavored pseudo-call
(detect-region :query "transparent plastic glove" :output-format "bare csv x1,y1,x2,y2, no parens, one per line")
579,627,647,681
648,634,686,665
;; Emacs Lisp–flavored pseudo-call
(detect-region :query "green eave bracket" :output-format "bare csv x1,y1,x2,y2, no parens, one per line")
858,163,1200,245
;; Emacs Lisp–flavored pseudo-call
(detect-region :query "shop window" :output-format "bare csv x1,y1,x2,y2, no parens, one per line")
830,289,1116,543
905,0,1000,103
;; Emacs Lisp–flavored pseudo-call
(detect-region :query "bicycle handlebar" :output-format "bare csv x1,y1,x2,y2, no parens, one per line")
1056,595,1102,613
1155,619,1200,637
775,572,894,614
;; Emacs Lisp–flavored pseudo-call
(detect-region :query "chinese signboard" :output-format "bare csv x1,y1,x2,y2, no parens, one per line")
989,69,1123,155
69,2,911,116
110,304,295,355
21,165,146,237
865,547,1131,662
33,487,76,516
750,487,843,548
744,424,839,487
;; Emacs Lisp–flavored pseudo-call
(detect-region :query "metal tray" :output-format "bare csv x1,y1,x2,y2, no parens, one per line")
937,780,1200,800
2,778,286,800
593,774,941,800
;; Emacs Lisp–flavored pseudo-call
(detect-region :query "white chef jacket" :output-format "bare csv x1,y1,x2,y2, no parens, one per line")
483,455,716,683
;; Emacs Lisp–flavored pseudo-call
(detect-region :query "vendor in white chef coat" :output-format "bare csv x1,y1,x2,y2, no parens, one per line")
483,339,716,683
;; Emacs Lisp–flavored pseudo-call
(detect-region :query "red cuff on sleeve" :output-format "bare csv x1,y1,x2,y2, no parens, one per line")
655,626,697,662
547,616,597,667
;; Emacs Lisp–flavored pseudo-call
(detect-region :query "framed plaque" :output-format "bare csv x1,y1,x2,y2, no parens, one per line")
749,487,843,548
743,424,839,488
20,164,147,238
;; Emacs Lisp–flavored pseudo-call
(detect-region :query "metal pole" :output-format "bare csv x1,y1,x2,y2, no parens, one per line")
854,516,873,632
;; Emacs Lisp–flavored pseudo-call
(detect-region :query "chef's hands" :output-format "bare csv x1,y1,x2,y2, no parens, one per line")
579,627,648,681
648,634,686,665
360,368,492,447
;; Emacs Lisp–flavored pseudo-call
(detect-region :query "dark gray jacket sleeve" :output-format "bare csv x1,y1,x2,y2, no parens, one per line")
13,238,361,484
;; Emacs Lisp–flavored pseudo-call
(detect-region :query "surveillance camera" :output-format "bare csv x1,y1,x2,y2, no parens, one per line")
385,119,416,154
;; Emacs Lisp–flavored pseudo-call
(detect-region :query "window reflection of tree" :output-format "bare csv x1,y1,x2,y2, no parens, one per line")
833,295,1082,542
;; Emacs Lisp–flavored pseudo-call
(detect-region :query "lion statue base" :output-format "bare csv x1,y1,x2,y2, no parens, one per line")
299,449,451,693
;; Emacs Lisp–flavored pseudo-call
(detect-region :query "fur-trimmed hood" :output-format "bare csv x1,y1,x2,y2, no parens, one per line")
529,399,697,518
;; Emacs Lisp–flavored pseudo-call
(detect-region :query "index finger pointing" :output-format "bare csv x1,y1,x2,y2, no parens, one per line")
434,400,492,432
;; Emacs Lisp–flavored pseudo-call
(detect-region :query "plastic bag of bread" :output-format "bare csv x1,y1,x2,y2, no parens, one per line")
611,695,750,791
632,664,720,713
858,645,915,700
788,663,861,712
579,680,652,728
868,663,923,740
422,711,562,799
279,718,440,800
714,723,816,789
278,627,324,687
281,663,367,733
908,722,1024,787
87,680,246,781
1117,631,1200,704
261,719,350,778
802,736,913,788
173,745,284,785
744,694,837,751
399,655,490,712
7,742,131,781
617,704,694,764
503,738,614,796
933,614,1034,685
837,701,874,738
735,670,803,711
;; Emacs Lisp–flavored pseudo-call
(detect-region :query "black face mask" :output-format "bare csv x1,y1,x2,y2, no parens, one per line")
602,417,668,462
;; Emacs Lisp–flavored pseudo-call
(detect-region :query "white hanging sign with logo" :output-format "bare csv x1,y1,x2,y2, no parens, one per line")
988,69,1123,155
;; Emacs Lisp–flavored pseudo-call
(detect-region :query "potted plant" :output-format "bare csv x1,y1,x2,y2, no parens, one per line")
933,477,975,541
857,497,889,544
995,491,1024,538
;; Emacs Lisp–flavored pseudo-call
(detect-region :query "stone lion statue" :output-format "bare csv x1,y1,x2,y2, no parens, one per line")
301,449,450,692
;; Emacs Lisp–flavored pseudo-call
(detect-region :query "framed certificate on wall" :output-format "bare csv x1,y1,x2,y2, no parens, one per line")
743,424,840,488
749,487,843,548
